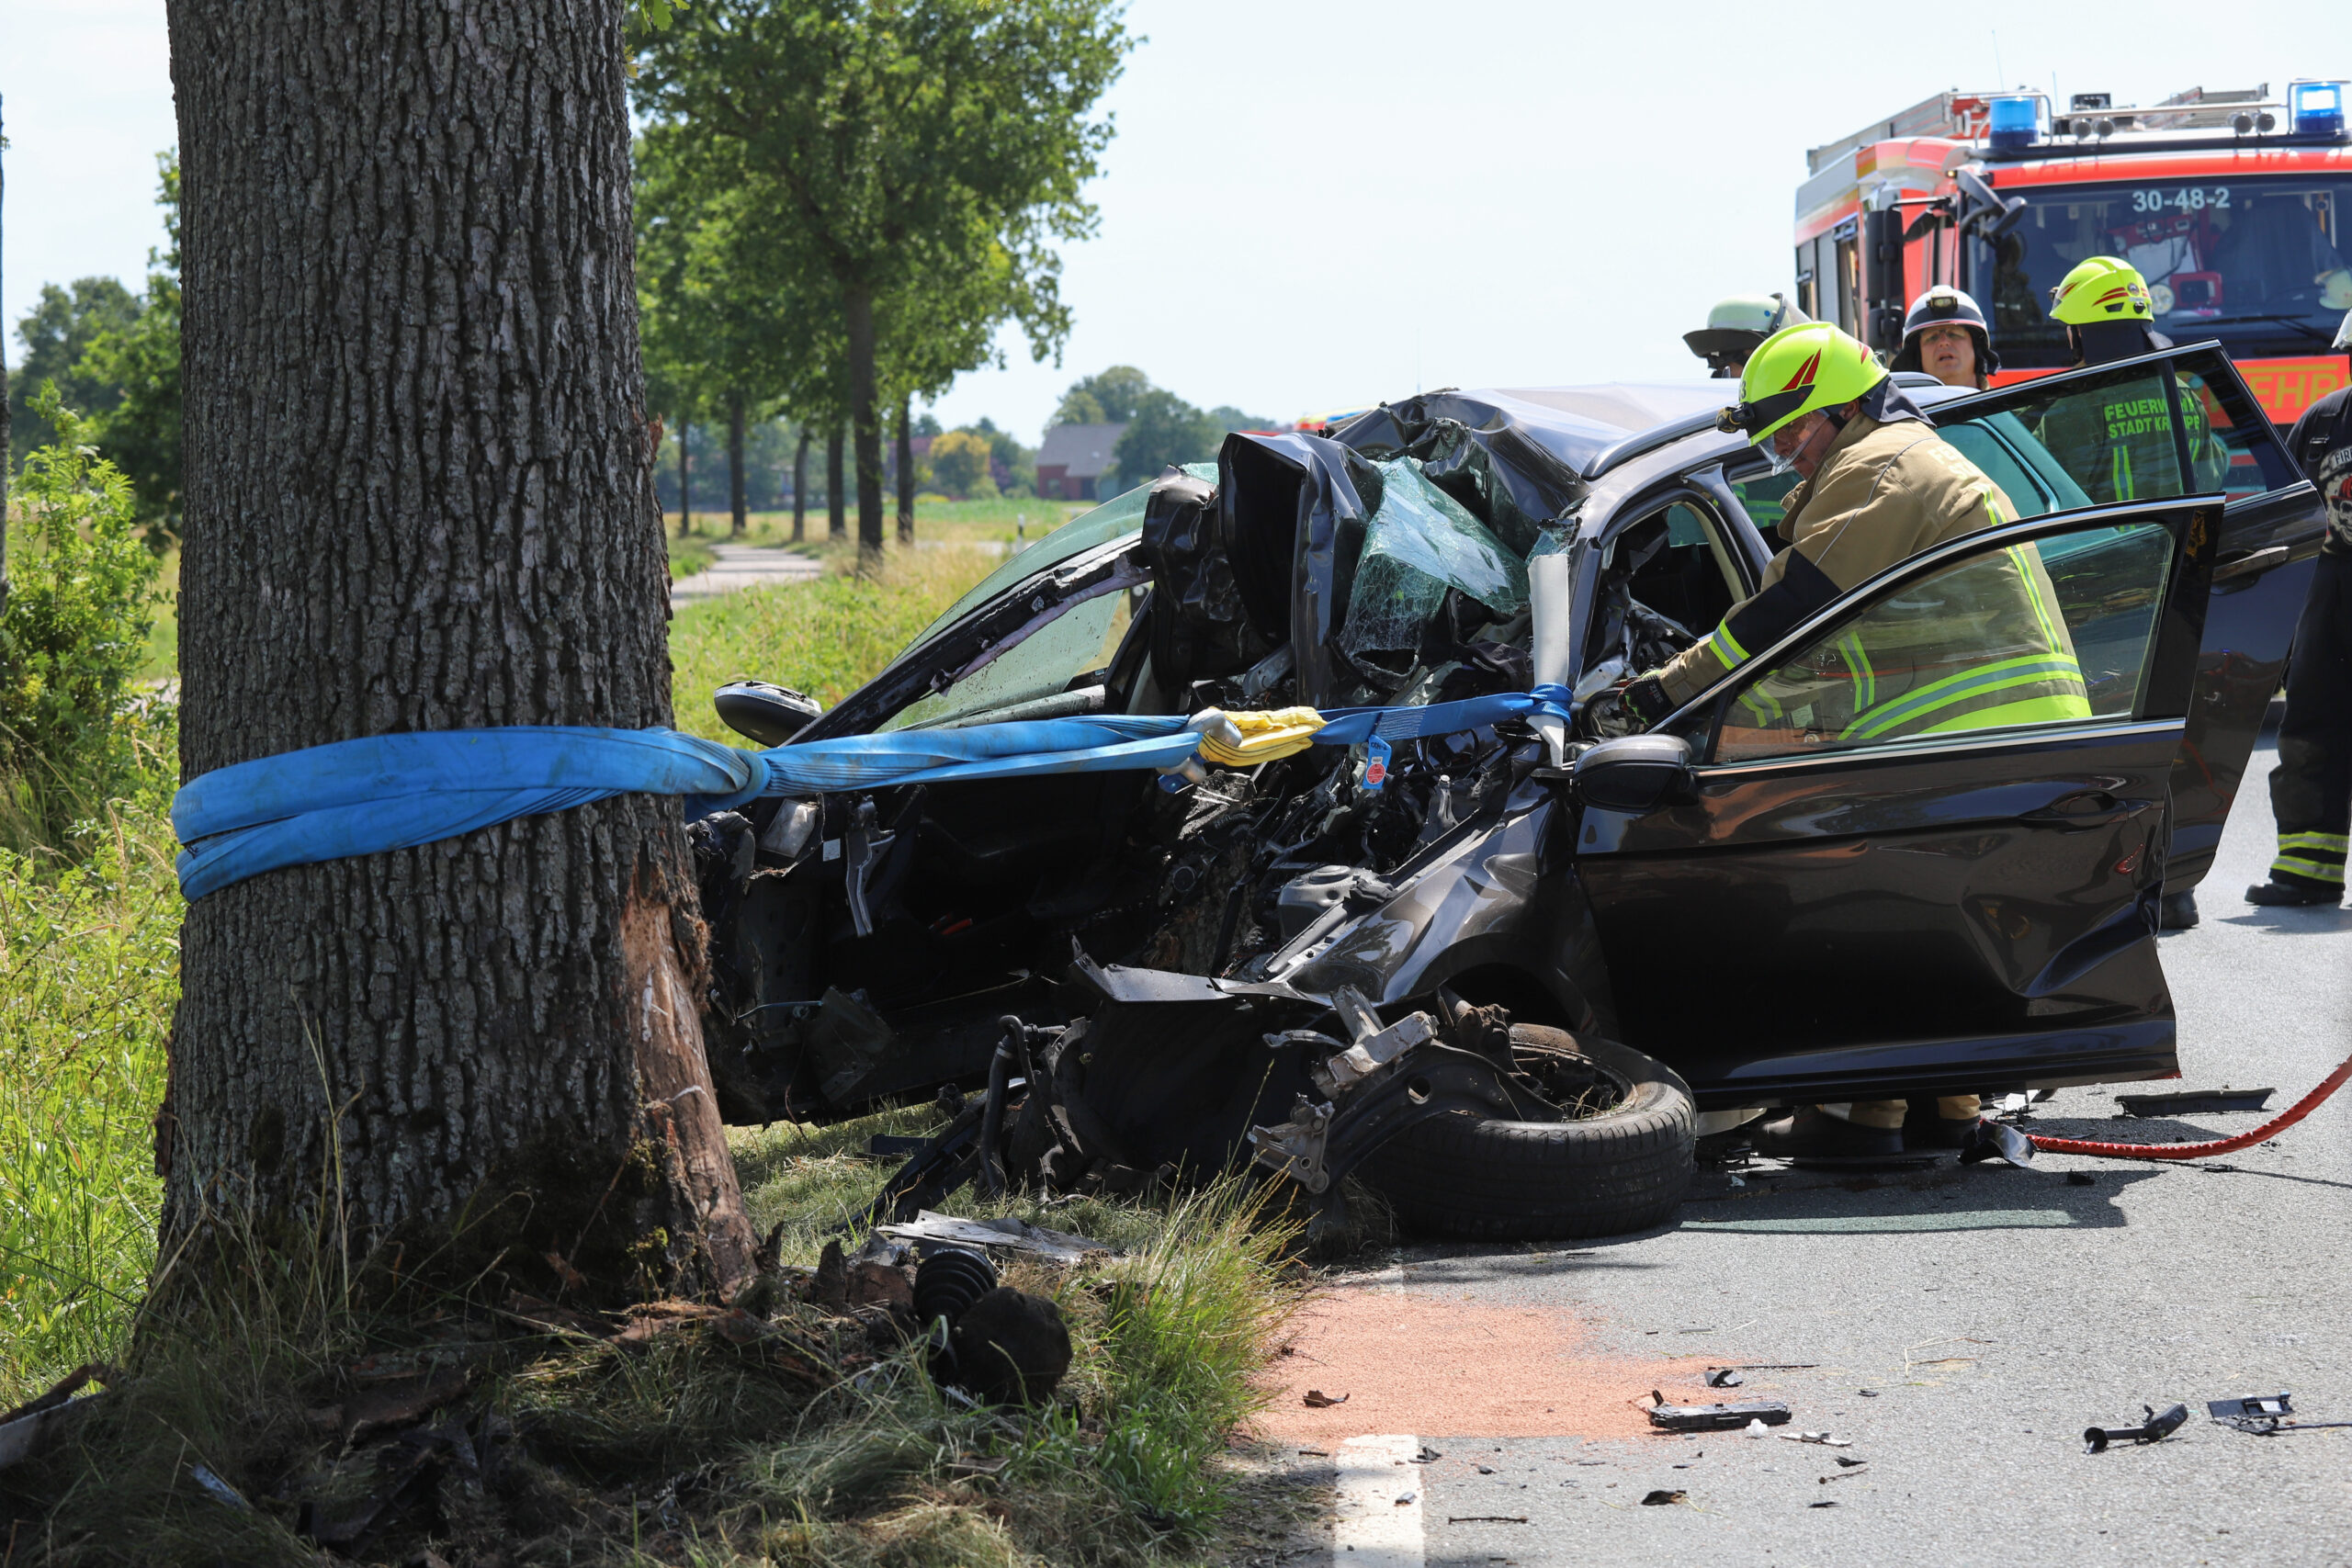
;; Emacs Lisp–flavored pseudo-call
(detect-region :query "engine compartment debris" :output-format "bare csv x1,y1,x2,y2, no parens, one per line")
1647,1394,1793,1433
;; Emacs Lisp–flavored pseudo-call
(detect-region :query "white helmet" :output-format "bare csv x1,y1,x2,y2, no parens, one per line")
1685,292,1811,375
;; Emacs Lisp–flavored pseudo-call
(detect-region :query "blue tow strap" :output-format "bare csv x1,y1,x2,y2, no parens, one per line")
172,688,1573,898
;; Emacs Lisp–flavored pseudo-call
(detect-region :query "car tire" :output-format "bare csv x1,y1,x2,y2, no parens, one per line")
1356,1026,1695,1240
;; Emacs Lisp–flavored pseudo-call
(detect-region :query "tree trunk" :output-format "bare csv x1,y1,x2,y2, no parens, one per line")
827,427,846,541
791,425,809,543
677,414,692,537
895,394,915,547
727,390,748,537
162,0,754,1300
844,282,885,571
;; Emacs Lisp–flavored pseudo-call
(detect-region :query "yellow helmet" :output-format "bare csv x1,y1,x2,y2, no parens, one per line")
1713,322,1887,445
2049,256,2153,324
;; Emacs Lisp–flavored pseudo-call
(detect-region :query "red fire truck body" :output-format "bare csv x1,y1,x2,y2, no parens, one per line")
1794,85,2352,427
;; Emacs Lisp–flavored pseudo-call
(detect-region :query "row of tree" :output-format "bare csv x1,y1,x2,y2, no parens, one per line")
6,154,182,538
629,0,1130,560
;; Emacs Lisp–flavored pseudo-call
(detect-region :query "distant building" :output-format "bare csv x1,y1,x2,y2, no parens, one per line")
1034,422,1127,501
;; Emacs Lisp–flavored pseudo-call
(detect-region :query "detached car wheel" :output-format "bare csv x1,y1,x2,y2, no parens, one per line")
1358,1025,1695,1240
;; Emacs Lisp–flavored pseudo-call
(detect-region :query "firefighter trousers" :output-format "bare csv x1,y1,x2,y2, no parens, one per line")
2268,547,2352,897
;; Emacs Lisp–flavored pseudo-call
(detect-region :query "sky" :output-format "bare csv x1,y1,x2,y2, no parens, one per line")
3,0,2345,443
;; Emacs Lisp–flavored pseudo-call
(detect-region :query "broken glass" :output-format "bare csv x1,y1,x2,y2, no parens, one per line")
1338,458,1529,659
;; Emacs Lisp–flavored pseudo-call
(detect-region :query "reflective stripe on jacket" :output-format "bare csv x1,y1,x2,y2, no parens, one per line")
1659,415,2034,705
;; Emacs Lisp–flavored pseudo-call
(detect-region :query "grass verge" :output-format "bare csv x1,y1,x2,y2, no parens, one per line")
0,1157,1304,1567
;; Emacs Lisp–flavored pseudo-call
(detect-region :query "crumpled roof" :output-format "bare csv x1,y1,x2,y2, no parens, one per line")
1335,381,1741,483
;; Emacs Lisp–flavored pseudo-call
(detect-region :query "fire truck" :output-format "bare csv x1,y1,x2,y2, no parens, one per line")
1794,81,2352,427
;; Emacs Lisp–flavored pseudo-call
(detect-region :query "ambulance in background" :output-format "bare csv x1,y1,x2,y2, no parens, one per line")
1794,81,2352,427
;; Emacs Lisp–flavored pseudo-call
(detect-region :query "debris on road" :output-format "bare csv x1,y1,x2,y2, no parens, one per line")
2084,1403,2189,1453
0,1364,110,1472
1639,1490,1687,1506
2206,1392,2352,1436
1647,1393,1792,1432
876,1209,1113,1264
1303,1389,1350,1407
1705,1367,1744,1388
2115,1087,2275,1116
1451,1514,1530,1522
1779,1431,1853,1448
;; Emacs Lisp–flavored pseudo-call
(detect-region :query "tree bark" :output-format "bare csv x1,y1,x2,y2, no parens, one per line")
791,425,809,543
677,414,692,537
727,390,748,538
895,394,915,547
162,0,753,1300
827,427,846,541
844,282,884,570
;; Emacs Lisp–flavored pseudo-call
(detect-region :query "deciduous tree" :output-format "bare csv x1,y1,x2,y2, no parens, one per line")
634,0,1127,565
162,0,754,1297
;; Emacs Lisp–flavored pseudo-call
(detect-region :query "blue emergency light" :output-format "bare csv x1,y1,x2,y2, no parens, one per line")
2290,81,2345,139
1988,96,2039,151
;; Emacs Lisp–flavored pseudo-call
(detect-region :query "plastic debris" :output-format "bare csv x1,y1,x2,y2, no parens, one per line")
876,1211,1113,1264
2115,1087,2274,1116
2084,1403,2189,1453
1304,1389,1350,1408
1639,1490,1688,1506
1647,1393,1792,1433
1780,1431,1852,1448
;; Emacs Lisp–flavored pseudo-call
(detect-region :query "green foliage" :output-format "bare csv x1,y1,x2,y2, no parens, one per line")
634,0,1132,543
1,390,164,827
78,152,185,536
1114,385,1223,481
0,743,179,1407
1052,364,1152,426
927,428,998,498
7,278,141,465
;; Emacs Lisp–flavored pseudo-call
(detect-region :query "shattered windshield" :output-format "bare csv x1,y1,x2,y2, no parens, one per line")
1339,458,1529,660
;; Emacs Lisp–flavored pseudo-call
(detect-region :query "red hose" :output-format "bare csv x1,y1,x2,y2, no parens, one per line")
2025,1048,2352,1160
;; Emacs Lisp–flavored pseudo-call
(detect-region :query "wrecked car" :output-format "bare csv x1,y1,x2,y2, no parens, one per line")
687,341,2324,1239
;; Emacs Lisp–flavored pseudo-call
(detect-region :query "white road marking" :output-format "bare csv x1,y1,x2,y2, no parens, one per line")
1333,1433,1423,1567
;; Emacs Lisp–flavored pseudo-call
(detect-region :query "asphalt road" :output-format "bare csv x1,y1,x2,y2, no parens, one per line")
1302,737,2352,1568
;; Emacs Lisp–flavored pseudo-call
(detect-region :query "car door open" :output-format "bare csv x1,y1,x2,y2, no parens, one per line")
1572,497,2219,1111
1922,342,2325,895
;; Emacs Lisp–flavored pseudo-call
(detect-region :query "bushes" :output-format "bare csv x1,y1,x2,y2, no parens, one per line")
2,389,164,839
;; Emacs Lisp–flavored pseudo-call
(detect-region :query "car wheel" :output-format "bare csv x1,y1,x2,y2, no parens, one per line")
1357,1025,1695,1240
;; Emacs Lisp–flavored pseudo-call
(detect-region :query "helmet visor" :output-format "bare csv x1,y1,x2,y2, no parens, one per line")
1715,384,1815,445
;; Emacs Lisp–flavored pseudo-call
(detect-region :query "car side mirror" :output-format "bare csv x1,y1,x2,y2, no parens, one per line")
715,680,823,746
1570,733,1693,812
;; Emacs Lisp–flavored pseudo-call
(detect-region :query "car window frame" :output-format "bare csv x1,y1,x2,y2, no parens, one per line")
1925,341,2301,500
1665,495,2215,769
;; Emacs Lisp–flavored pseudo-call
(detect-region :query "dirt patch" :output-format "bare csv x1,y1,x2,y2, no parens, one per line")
1252,1287,1702,1440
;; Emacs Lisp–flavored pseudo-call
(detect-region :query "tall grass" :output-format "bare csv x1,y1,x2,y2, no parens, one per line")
0,760,182,1407
669,545,1001,740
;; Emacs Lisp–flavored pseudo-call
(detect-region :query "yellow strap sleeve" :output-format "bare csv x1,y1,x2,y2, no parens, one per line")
1194,706,1328,768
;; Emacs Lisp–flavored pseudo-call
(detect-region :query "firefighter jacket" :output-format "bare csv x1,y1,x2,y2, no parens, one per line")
2033,375,2228,504
2287,384,2352,555
1656,412,2092,742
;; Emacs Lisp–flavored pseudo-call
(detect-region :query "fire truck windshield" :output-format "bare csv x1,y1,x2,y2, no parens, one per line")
1978,175,2352,368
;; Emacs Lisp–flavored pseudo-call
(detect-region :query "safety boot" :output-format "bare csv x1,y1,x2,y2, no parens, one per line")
2245,878,2342,907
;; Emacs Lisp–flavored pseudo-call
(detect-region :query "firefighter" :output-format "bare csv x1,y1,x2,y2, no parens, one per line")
1591,321,2089,1158
2039,254,2224,927
2246,307,2352,908
1684,292,1809,378
1891,285,1997,390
